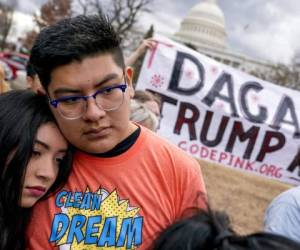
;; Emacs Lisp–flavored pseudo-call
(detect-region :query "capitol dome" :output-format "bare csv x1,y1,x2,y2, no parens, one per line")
174,0,227,49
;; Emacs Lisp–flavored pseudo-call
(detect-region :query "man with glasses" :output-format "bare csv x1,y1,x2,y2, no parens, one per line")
26,15,207,249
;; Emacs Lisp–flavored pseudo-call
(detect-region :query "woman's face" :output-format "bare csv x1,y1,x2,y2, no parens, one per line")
20,122,68,208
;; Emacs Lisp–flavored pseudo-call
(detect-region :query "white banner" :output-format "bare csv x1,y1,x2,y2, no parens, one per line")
136,35,300,186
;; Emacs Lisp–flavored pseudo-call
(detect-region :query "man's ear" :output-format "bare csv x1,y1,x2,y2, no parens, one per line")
37,87,46,96
26,76,33,89
125,67,135,98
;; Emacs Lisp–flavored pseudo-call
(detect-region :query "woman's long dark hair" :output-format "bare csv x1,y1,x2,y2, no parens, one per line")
0,90,73,250
153,208,300,250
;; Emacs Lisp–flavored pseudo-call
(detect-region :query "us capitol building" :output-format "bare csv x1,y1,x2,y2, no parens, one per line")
173,0,298,88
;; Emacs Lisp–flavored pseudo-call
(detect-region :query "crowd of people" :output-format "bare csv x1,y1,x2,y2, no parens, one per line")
0,13,299,250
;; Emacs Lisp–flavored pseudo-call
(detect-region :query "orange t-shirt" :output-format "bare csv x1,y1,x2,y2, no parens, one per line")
26,127,206,249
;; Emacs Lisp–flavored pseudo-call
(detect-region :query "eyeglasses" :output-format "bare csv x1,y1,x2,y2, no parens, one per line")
49,84,127,119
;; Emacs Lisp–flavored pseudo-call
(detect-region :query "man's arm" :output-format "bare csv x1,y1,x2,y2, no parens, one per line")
175,156,207,218
125,39,156,66
264,199,300,242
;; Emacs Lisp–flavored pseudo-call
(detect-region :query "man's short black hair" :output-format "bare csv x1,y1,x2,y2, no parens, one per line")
26,62,36,77
30,14,125,92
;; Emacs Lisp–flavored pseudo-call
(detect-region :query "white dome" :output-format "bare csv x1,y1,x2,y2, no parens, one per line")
175,0,227,49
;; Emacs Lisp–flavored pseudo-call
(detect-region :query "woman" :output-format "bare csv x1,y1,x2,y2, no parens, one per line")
0,90,73,250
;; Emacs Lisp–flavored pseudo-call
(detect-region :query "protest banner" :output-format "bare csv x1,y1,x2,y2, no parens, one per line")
136,35,300,186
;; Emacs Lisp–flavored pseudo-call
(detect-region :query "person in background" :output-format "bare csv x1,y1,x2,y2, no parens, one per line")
134,90,161,114
26,62,43,93
0,90,73,250
154,208,300,250
130,99,159,131
133,89,162,128
264,185,300,243
9,70,27,90
0,63,11,93
26,14,206,249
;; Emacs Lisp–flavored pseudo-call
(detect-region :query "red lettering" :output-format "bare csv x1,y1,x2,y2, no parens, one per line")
200,146,209,158
233,157,245,169
259,164,282,178
218,152,228,163
178,141,187,151
228,154,235,165
245,161,255,171
190,144,199,154
259,164,268,174
210,150,217,161
274,166,283,178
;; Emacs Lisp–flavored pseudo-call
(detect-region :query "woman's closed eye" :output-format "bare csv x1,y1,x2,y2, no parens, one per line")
55,154,66,165
32,150,41,157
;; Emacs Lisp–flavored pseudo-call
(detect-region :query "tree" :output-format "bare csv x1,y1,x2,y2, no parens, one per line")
249,64,300,91
269,64,294,86
21,0,72,51
0,2,16,50
109,0,152,40
75,0,153,40
270,64,300,90
22,30,39,52
132,24,154,84
34,0,72,30
184,43,198,51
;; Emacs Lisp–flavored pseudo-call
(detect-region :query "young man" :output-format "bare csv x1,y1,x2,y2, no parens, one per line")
27,15,207,249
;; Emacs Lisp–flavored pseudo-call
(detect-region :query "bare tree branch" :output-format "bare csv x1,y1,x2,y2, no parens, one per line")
0,2,16,50
34,0,72,30
22,30,39,51
250,63,300,91
76,0,153,40
77,0,89,15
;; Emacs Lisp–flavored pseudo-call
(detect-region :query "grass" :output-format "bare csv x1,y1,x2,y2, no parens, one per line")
197,159,292,234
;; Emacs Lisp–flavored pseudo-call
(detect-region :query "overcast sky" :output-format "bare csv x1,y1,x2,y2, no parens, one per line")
3,0,300,64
